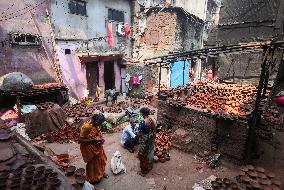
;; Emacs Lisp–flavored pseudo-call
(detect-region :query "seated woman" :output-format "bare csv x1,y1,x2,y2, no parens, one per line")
137,107,156,176
78,113,108,184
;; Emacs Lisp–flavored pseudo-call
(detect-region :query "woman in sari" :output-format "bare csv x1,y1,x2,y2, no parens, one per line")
78,113,108,184
137,107,156,176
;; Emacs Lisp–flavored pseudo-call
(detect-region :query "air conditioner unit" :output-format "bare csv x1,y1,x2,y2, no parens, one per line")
117,24,125,36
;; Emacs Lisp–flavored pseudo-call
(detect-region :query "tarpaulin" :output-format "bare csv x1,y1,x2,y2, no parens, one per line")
170,60,190,88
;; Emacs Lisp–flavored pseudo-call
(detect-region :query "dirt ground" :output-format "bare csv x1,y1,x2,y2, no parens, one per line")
44,132,241,190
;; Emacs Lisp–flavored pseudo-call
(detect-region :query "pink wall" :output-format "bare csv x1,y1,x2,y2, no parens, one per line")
114,61,121,91
98,61,105,98
0,1,56,83
56,43,87,99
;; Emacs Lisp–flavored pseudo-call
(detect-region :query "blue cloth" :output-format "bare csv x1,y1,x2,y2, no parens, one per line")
121,124,138,145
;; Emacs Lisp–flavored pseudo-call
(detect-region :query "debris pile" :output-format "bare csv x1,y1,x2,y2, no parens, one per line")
37,102,54,111
211,177,240,190
0,165,62,189
154,129,172,163
238,165,281,190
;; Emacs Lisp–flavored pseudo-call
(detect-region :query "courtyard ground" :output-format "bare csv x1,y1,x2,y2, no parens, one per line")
44,132,240,190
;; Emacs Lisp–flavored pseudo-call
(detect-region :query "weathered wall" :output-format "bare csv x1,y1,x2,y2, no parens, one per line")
51,0,132,56
215,50,282,85
132,7,203,60
126,63,159,97
0,0,57,84
158,101,249,162
217,0,284,45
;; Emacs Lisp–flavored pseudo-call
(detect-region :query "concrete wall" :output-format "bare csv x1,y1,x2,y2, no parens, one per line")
51,0,132,56
184,0,207,21
0,0,57,84
158,101,249,162
217,0,284,45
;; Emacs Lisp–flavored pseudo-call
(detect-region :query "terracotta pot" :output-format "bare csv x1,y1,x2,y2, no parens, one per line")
48,178,61,187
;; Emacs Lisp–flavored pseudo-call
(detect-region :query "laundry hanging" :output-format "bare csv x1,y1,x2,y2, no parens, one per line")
124,23,131,36
108,22,115,47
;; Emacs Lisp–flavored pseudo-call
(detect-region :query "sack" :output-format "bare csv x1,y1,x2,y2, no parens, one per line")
110,151,126,175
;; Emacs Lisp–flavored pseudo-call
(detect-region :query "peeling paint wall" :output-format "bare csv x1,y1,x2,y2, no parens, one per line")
0,0,57,83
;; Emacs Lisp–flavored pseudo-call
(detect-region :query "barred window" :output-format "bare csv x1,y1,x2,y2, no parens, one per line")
68,0,87,17
108,9,125,23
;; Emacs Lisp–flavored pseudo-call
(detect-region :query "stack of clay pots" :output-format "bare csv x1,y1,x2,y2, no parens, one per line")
154,129,172,163
211,177,241,190
63,103,94,118
162,82,281,124
47,125,80,144
33,82,64,89
37,102,54,111
239,165,281,190
0,165,61,190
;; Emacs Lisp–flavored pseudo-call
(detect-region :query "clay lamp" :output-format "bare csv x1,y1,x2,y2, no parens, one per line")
211,181,219,189
37,178,47,186
266,171,276,179
25,166,35,174
255,166,265,173
247,171,258,179
260,178,271,186
246,165,255,171
258,172,268,179
271,178,281,187
240,175,250,184
271,184,281,190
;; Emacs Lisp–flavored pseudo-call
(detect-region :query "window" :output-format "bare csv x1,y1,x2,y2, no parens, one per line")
65,49,71,54
10,33,41,46
108,9,125,23
68,0,87,16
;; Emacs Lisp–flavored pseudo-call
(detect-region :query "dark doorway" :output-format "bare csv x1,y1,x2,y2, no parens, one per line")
85,61,99,96
104,61,115,90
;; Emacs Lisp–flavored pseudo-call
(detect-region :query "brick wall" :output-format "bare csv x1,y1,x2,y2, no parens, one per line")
158,100,249,162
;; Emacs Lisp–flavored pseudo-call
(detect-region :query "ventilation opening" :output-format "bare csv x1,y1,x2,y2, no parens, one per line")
65,49,71,54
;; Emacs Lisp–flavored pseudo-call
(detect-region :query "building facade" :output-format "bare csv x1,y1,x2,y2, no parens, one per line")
0,0,57,84
50,0,132,99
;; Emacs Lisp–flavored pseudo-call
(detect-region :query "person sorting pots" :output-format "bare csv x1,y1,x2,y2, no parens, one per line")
137,107,156,176
121,118,138,153
78,113,108,184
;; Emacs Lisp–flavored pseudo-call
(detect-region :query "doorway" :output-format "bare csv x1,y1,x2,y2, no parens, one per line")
104,61,115,90
85,61,99,96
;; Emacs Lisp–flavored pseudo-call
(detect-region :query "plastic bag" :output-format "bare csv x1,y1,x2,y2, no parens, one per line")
110,151,126,175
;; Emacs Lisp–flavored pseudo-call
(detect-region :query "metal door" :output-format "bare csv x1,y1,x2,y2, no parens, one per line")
170,60,190,88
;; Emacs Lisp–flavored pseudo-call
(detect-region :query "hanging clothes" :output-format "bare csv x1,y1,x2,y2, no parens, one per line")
124,23,131,36
131,75,140,85
108,22,115,47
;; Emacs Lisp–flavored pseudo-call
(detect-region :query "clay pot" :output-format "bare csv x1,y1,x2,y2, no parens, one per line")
74,168,85,177
266,171,276,179
48,172,58,180
35,166,46,173
44,168,53,177
255,166,265,173
48,178,61,187
66,166,76,176
22,180,33,189
25,166,35,173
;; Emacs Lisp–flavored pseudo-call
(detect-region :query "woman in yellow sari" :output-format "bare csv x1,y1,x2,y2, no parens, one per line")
78,113,108,184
